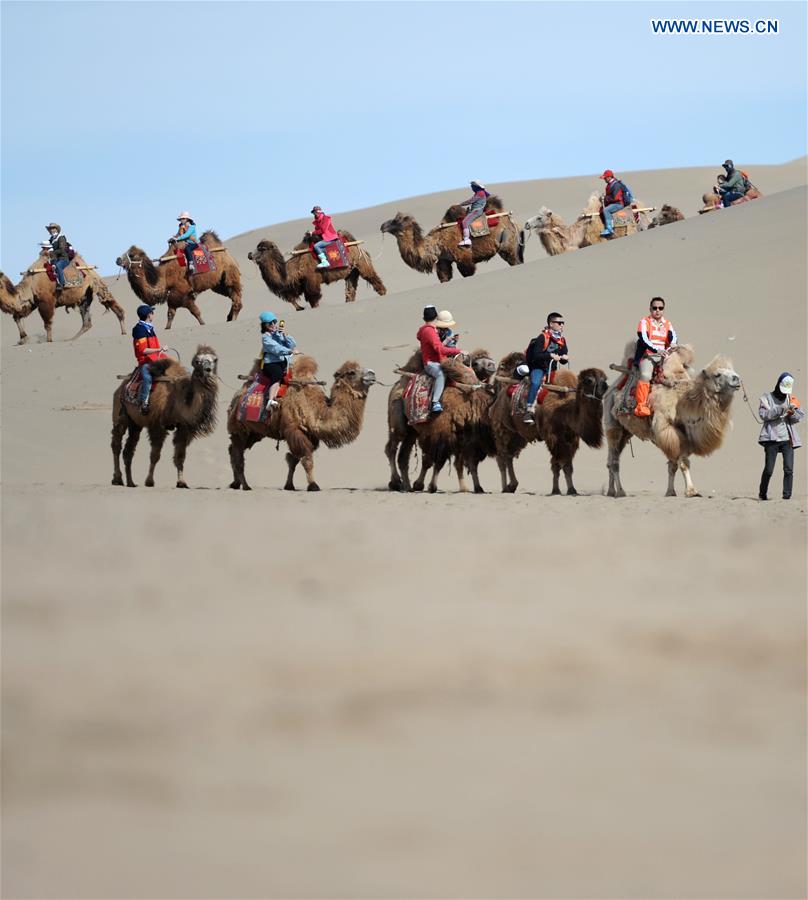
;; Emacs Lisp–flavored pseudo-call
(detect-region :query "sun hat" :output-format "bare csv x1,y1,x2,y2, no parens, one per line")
311,205,322,214
137,304,155,319
259,311,278,324
46,222,61,232
779,374,795,394
600,170,614,180
435,310,457,329
177,211,192,221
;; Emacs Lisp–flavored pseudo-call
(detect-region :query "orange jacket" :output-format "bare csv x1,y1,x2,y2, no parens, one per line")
637,315,676,353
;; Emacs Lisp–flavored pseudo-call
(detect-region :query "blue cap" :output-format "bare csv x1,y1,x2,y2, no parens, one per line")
259,311,278,324
137,304,155,319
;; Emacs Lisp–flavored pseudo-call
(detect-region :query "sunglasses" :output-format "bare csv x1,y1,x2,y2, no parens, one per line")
650,306,664,311
550,320,564,325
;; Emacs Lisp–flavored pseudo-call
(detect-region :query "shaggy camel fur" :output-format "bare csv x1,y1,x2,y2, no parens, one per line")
111,345,218,488
604,344,741,497
380,195,524,282
248,229,387,310
1,253,126,344
228,356,376,491
385,350,497,493
116,231,242,328
648,205,685,228
522,194,605,256
489,354,608,494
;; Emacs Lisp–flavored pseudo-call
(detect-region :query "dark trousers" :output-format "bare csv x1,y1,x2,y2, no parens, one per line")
759,440,794,499
262,361,287,386
721,191,745,207
184,240,198,268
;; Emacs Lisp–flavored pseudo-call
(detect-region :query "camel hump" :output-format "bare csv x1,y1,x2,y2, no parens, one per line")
291,355,318,380
200,230,223,247
554,368,577,390
149,357,185,379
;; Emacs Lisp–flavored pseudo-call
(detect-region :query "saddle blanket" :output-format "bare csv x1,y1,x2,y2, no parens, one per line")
403,373,433,425
508,370,557,417
237,371,290,423
123,368,144,406
176,246,216,274
310,237,350,270
456,214,497,238
44,261,84,287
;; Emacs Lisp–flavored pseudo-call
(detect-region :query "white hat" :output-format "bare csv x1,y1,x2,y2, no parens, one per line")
435,310,457,329
177,211,193,221
470,180,486,189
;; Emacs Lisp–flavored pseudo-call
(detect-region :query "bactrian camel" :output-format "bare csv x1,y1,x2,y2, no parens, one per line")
647,205,685,228
490,354,609,494
603,344,741,497
0,253,126,344
228,355,376,491
385,350,497,493
111,345,219,488
116,231,242,328
248,230,387,310
380,195,524,282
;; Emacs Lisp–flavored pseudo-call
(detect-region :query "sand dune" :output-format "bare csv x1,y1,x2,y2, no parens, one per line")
2,161,806,897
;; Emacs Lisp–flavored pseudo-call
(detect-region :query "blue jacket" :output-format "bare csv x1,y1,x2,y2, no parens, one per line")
262,331,296,364
174,223,199,244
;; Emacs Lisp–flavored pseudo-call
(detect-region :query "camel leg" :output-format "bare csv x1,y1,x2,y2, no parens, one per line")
111,418,128,486
38,302,55,343
457,260,476,278
606,428,629,498
385,433,403,491
303,281,322,309
69,293,93,341
495,453,513,493
102,297,127,334
224,281,243,322
362,266,386,297
165,306,176,330
562,463,577,495
284,452,300,490
144,426,167,487
453,455,470,493
680,457,700,498
435,259,453,283
412,447,432,492
122,423,142,488
666,459,678,497
13,314,29,344
467,451,485,494
172,428,191,489
344,269,359,303
550,460,562,495
186,298,206,326
300,455,320,492
228,437,251,490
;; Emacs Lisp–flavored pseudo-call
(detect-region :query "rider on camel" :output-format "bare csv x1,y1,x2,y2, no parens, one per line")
457,180,490,248
417,305,462,414
311,206,339,269
633,297,678,417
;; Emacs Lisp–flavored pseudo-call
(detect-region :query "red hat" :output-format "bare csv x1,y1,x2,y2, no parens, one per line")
601,169,614,180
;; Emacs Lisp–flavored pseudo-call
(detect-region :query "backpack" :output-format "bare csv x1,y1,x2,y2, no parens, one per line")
741,171,754,193
620,181,635,205
67,244,76,261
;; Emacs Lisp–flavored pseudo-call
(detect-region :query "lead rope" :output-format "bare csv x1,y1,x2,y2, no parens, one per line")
740,379,763,425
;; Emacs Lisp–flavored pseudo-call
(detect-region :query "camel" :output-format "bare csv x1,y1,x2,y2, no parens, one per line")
115,231,242,328
647,205,685,228
111,345,218,488
380,195,524,282
700,187,762,213
385,350,497,493
228,355,376,491
489,354,609,494
603,344,741,497
0,252,126,344
247,230,386,310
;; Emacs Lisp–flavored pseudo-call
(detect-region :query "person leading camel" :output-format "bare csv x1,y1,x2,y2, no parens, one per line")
311,206,339,268
522,313,568,425
260,310,297,409
417,305,462,414
600,170,632,237
457,180,490,247
758,373,804,501
633,297,678,417
132,304,167,414
170,212,199,272
45,223,71,292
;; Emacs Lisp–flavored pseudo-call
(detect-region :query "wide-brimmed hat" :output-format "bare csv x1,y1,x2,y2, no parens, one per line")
177,211,192,221
600,170,614,180
435,310,457,329
45,222,60,231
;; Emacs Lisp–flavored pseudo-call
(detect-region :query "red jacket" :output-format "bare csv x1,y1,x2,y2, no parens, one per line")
132,321,165,366
312,212,338,242
417,323,462,366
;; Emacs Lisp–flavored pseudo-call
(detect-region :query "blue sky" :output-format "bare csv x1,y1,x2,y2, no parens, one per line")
1,1,805,275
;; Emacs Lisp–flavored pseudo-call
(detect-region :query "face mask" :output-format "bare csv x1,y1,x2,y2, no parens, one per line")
779,377,794,395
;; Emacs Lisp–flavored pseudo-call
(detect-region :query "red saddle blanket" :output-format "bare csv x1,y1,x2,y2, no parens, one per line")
309,237,350,270
176,246,216,274
403,373,433,425
237,370,290,423
508,370,557,417
123,369,144,405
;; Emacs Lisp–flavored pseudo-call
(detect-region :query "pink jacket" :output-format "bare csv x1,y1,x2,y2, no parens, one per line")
313,212,338,242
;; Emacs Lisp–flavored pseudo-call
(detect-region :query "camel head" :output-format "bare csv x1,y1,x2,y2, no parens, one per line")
524,207,556,233
380,213,413,236
578,368,609,402
247,239,286,275
116,246,150,270
333,361,376,392
191,345,218,379
468,349,497,383
700,356,740,398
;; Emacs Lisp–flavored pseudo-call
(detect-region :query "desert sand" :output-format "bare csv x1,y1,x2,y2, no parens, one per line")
2,161,806,898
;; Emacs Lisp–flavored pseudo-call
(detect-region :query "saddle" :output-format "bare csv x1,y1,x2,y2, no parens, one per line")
237,370,291,424
402,373,433,425
609,206,638,237
45,261,84,287
615,358,667,416
123,368,144,406
176,245,216,274
309,236,350,269
508,371,557,417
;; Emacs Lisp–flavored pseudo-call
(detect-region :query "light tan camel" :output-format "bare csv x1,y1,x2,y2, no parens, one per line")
490,355,609,494
248,229,387,310
116,231,242,328
380,196,524,282
647,205,685,228
700,187,762,213
228,355,376,491
604,344,741,497
111,345,218,488
0,252,126,343
522,194,605,255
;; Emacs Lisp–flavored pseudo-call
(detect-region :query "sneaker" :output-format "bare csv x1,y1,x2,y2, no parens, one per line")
140,402,150,415
267,399,279,409
599,229,614,238
316,261,329,269
458,239,472,248
523,412,535,425
431,402,443,413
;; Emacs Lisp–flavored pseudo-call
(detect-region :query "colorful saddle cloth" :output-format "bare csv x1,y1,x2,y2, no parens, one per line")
508,370,557,417
123,368,144,406
176,245,216,274
403,373,433,425
236,371,291,423
309,237,350,270
44,261,84,287
456,213,497,238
